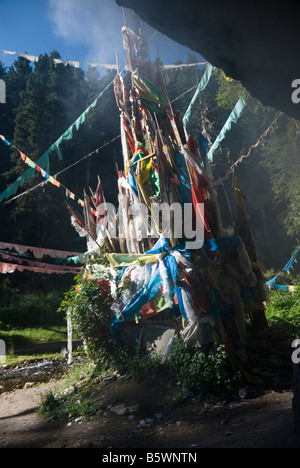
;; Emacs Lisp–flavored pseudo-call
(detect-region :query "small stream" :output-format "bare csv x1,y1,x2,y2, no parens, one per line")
0,358,69,392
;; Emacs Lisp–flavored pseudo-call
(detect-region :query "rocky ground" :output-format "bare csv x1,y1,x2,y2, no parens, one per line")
0,324,300,449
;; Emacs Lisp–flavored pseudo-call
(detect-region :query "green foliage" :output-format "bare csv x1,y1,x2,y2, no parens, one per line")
94,338,162,383
215,68,247,110
265,279,300,334
0,291,65,327
166,339,241,399
58,251,111,349
261,118,300,238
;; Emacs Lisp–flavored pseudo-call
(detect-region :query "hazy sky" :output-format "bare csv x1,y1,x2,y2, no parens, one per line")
1,0,205,74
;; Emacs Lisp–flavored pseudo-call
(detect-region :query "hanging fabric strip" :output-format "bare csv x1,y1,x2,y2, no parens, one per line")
282,248,299,272
183,64,215,128
0,241,83,259
2,50,39,62
162,62,209,70
0,72,122,203
266,248,299,290
207,98,247,162
0,262,81,275
53,58,80,68
0,251,82,272
2,50,80,67
89,62,118,70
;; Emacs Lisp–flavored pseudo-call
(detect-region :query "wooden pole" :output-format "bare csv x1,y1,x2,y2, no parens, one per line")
67,307,73,365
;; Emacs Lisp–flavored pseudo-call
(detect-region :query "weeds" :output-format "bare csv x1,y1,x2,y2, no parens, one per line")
39,360,107,421
265,278,300,334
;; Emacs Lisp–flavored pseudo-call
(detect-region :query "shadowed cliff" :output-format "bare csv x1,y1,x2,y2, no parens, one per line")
116,0,300,121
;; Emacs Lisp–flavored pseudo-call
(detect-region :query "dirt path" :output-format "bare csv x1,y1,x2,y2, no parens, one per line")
1,378,300,448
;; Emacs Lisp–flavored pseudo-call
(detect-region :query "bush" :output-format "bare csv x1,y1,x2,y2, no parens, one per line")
93,337,162,382
265,279,300,334
165,338,241,399
0,291,65,327
58,250,112,352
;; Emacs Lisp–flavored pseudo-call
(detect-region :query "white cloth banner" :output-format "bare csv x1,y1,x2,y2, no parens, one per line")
2,50,39,62
0,241,83,259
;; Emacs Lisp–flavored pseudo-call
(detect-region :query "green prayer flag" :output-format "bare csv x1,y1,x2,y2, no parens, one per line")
207,98,246,162
183,64,215,127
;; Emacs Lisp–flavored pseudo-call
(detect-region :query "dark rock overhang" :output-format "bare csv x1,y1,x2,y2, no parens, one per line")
116,0,300,121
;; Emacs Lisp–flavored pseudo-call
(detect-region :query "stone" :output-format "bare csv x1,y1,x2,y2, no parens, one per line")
110,403,130,416
127,404,139,414
24,382,34,389
103,375,117,384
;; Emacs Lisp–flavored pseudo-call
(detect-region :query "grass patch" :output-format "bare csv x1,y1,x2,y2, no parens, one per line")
0,326,67,364
38,360,107,421
265,278,300,335
0,326,67,349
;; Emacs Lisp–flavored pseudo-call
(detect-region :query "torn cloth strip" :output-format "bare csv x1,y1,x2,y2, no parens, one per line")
2,50,39,62
207,98,247,162
282,248,299,272
265,248,299,289
183,64,215,128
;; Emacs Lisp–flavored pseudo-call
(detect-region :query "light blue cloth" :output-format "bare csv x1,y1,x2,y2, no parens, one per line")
282,248,299,272
207,98,246,162
265,248,299,290
183,64,215,128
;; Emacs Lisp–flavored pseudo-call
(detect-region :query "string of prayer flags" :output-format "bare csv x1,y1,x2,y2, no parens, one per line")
53,58,80,68
214,114,281,186
0,241,84,260
0,136,97,216
20,148,63,189
0,262,81,275
0,73,120,203
2,50,39,62
2,50,79,68
0,250,81,272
